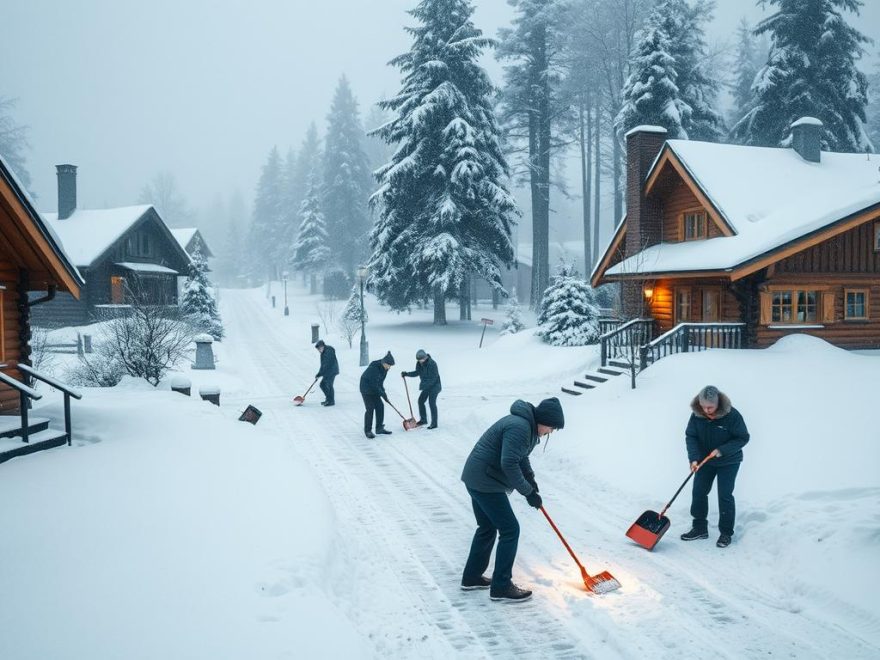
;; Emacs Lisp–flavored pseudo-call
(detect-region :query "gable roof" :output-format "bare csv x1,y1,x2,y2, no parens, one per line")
42,205,153,267
170,227,213,258
0,155,83,293
605,140,880,280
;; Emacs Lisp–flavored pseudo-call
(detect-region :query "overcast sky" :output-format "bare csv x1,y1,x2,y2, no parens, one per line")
3,0,879,227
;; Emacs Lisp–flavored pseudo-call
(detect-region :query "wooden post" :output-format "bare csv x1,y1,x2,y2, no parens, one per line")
64,392,72,446
20,390,29,443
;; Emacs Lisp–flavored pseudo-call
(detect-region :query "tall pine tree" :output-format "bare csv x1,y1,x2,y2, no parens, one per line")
732,0,872,151
323,76,372,276
181,246,224,340
291,174,330,294
247,147,285,281
370,0,517,325
729,18,761,131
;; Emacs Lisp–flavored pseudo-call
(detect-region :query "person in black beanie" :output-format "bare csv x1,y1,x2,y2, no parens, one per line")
314,340,339,406
402,349,442,429
359,351,395,438
459,397,565,602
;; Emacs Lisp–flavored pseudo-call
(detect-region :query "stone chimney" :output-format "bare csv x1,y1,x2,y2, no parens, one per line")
56,164,77,219
790,117,822,163
624,126,667,257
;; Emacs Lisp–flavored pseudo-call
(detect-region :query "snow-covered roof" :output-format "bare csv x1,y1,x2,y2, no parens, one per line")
607,141,880,276
42,205,152,267
115,262,178,275
170,228,198,249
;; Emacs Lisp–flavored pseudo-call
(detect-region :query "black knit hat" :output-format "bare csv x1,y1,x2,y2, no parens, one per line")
314,340,325,349
382,351,395,366
534,397,565,429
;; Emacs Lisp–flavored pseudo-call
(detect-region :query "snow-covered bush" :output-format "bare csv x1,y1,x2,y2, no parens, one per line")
322,268,351,300
339,285,368,348
500,290,525,336
536,264,600,346
66,349,126,388
181,246,223,340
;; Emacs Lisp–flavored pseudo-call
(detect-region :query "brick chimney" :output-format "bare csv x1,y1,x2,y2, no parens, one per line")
624,126,667,257
790,117,822,163
56,164,77,219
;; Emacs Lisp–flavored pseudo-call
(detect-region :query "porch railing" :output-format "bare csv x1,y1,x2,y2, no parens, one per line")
17,363,82,446
639,323,746,370
0,368,42,443
599,318,655,367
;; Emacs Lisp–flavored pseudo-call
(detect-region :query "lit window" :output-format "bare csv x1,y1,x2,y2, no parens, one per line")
675,288,691,323
845,290,868,320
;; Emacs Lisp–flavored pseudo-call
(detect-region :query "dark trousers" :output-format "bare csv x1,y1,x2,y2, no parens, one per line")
319,375,336,404
361,393,384,432
417,389,439,425
690,462,741,536
462,487,520,590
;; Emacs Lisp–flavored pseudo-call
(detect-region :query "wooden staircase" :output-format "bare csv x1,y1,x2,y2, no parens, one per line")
561,361,628,396
0,416,68,464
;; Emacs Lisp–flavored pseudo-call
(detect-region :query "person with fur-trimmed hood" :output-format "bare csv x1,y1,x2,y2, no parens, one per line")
460,397,565,602
359,351,395,439
680,385,750,548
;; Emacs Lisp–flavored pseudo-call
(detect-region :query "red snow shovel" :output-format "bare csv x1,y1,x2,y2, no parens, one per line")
400,375,420,430
625,453,715,550
293,378,318,406
386,397,418,431
540,506,621,595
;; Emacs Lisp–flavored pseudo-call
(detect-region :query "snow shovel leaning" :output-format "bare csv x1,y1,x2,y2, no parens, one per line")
540,505,621,595
386,397,419,431
625,453,715,550
400,375,420,430
293,378,318,406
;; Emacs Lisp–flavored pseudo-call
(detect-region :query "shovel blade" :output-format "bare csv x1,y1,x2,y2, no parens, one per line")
403,419,419,431
586,571,622,595
293,396,305,405
625,510,670,551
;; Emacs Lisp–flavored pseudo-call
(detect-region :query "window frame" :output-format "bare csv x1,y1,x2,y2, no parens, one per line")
767,287,822,324
844,288,869,321
682,210,708,241
874,222,880,252
674,287,691,324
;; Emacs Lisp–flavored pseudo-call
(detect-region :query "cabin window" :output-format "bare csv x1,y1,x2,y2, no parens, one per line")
126,232,152,257
683,212,707,241
111,276,126,304
874,223,880,252
771,289,818,323
845,289,868,320
675,288,691,323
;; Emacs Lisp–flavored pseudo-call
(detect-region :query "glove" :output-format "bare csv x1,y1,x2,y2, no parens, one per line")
526,490,542,510
524,473,539,493
401,371,406,377
382,393,389,402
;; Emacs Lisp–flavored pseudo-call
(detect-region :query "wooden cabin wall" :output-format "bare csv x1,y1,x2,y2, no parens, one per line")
0,259,23,413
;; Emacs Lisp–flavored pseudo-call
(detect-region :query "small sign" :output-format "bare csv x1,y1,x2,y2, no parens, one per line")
481,318,494,325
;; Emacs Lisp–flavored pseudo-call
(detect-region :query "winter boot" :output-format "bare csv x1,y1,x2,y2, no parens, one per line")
416,419,427,427
428,423,438,429
323,402,335,407
460,575,491,591
376,427,392,435
364,431,376,439
716,534,732,548
490,583,532,602
680,527,709,541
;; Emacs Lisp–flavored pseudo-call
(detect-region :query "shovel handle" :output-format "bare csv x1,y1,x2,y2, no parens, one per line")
658,453,715,519
540,505,587,573
385,398,407,421
402,376,416,419
301,378,318,399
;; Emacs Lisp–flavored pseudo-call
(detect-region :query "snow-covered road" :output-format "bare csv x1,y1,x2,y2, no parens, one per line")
220,287,879,659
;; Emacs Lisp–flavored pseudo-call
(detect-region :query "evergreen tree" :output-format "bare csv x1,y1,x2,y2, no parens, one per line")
500,289,526,336
323,76,372,276
292,123,320,221
868,65,880,150
731,0,872,151
291,174,330,293
221,190,247,286
729,18,761,130
370,0,517,325
247,147,285,281
181,246,223,340
0,96,32,192
617,24,690,137
535,263,600,346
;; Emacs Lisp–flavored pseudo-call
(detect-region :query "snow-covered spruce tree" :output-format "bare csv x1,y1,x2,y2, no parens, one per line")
868,64,880,150
247,147,285,281
291,174,330,294
323,76,372,276
0,96,33,192
616,24,690,138
500,289,525,336
339,284,368,347
536,263,600,347
181,246,223,340
732,0,872,151
728,18,761,131
369,0,517,325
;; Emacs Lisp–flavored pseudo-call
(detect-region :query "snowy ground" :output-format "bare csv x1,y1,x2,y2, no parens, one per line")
1,282,878,659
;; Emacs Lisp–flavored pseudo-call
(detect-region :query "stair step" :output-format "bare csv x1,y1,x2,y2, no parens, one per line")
561,387,582,396
573,381,595,390
0,416,51,439
583,373,608,383
598,367,625,376
608,360,633,370
0,428,68,464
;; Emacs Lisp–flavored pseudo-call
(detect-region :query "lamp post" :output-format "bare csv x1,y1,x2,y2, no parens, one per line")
357,265,369,366
283,271,289,316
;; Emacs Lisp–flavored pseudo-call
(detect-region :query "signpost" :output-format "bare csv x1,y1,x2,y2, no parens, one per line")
479,317,494,348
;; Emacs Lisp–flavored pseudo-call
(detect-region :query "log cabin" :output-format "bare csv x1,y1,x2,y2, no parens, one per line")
592,119,880,351
29,165,192,327
0,155,83,415
170,227,213,260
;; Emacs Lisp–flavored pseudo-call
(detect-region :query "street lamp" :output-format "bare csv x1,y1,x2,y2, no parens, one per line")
357,265,369,366
283,271,289,316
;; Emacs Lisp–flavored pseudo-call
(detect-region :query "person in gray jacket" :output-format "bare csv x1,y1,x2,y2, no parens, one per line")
460,397,565,602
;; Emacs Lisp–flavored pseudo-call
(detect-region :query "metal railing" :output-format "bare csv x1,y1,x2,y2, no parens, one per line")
599,318,655,367
0,369,42,443
639,323,746,370
17,363,82,446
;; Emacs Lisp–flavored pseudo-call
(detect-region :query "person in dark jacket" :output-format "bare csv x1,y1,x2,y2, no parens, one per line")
680,385,750,548
314,340,339,406
402,349,441,429
359,351,395,439
460,397,565,602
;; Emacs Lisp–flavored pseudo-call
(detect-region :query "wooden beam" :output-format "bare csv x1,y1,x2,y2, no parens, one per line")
591,220,627,288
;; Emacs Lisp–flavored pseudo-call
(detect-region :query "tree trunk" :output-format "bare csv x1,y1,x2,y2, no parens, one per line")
433,286,447,325
459,276,469,321
613,124,623,224
310,273,317,295
529,22,551,310
593,100,602,268
579,94,592,279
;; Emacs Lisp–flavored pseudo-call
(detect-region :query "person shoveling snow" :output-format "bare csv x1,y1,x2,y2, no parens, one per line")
359,351,395,439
